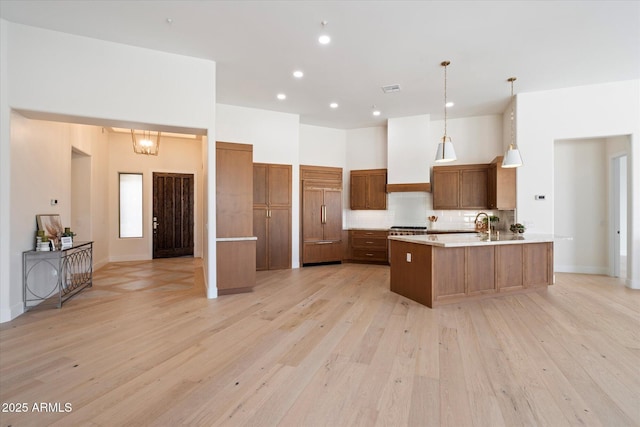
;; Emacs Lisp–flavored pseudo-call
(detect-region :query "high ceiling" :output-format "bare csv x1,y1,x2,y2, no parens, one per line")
1,1,638,129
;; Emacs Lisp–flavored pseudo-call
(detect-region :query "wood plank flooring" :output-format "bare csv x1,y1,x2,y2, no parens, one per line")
1,259,638,426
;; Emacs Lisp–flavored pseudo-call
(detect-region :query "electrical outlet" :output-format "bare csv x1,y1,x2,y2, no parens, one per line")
406,253,412,263
535,195,546,200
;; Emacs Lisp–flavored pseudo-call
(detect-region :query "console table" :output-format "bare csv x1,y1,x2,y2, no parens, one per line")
23,241,93,310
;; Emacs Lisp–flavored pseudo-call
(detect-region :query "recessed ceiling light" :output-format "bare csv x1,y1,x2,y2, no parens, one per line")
373,110,381,116
293,70,304,78
166,18,173,24
446,101,454,108
330,102,339,108
318,35,331,45
277,93,286,100
318,20,331,45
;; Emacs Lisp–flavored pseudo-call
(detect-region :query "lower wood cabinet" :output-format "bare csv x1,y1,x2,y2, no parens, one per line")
390,239,554,307
348,230,389,264
253,206,291,270
216,240,256,295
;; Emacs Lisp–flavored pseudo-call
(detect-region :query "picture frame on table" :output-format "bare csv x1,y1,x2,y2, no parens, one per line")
36,214,64,248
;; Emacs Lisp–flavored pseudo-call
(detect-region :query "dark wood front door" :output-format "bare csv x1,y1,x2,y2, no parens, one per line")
153,172,194,258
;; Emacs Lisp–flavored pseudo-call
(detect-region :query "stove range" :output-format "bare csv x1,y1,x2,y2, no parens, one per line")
388,226,428,236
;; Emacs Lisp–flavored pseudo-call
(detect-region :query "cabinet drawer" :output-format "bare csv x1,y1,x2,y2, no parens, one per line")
352,236,387,249
352,248,388,262
350,230,388,237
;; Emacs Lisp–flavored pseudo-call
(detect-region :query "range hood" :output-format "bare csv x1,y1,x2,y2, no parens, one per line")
386,114,432,192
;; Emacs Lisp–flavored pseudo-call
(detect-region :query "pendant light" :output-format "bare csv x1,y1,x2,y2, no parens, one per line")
131,129,161,156
502,77,523,168
435,60,457,163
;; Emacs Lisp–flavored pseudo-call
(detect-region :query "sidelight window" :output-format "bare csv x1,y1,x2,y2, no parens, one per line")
119,173,143,238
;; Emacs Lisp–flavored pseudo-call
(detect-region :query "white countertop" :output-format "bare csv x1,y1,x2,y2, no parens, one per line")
388,233,558,247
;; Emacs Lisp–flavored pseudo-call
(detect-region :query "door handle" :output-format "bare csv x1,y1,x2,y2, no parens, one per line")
321,205,327,224
153,216,158,230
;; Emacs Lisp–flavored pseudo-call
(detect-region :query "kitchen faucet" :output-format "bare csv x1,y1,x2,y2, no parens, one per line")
475,212,491,240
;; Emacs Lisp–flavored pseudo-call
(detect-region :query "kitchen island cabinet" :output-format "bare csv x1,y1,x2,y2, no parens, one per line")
389,234,554,307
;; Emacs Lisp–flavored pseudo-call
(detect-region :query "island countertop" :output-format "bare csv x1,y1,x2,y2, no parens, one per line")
388,233,556,248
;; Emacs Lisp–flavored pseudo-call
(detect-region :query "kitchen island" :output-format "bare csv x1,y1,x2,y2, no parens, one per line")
389,233,554,307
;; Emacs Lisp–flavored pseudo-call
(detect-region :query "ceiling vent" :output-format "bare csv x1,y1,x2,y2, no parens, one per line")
381,84,401,93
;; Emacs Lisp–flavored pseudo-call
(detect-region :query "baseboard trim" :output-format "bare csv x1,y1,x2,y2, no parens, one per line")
555,265,609,275
0,302,24,323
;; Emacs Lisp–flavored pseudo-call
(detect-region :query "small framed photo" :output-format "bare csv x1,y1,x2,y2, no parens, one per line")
60,236,73,249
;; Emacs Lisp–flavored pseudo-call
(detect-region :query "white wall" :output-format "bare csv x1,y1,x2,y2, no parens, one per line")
387,115,431,184
518,80,640,289
0,21,217,321
9,113,110,315
345,126,387,170
108,132,204,262
429,115,504,164
217,104,301,267
554,138,608,274
299,124,347,168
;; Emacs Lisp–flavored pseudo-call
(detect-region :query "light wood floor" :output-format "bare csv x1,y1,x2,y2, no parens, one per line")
1,259,638,426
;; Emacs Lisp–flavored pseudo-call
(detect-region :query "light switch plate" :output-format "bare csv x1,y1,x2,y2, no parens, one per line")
406,253,412,262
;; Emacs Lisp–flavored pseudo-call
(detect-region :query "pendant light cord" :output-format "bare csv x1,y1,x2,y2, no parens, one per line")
508,77,516,148
441,61,450,141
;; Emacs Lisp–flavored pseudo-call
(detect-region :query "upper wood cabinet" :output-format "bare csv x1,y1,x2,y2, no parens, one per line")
216,142,253,237
432,164,488,210
350,169,387,210
487,156,516,209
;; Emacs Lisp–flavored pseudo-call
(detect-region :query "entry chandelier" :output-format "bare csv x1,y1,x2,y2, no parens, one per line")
131,129,161,156
502,77,523,168
434,60,457,163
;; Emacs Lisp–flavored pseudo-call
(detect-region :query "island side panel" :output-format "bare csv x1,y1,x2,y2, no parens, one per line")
466,246,496,296
495,244,524,292
523,242,554,288
390,240,433,307
432,246,466,303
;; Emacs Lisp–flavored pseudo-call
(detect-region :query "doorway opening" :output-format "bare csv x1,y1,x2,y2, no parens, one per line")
611,154,628,279
71,147,91,241
554,135,631,279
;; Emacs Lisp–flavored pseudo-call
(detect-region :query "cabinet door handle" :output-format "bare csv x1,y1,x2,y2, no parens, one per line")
321,205,327,224
366,253,374,257
366,241,374,244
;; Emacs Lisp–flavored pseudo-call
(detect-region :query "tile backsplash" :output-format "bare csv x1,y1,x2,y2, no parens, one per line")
344,192,515,231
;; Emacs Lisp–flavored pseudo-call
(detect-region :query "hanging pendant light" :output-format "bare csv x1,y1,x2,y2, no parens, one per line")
131,129,161,156
435,60,457,163
502,77,523,168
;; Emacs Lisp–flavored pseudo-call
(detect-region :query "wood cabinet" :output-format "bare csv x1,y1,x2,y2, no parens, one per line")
253,163,291,271
487,156,516,209
301,166,343,265
350,169,387,210
216,142,256,295
348,229,388,264
432,157,516,211
389,239,553,308
432,164,488,210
